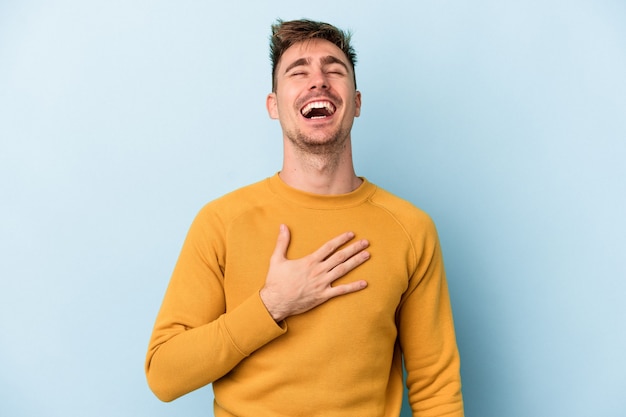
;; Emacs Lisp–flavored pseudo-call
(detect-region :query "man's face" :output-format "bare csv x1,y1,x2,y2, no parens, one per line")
267,39,361,155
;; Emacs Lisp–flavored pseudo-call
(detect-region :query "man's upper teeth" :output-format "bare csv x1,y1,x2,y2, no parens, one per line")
302,101,335,116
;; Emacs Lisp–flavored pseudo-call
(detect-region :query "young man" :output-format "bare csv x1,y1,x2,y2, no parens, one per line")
146,19,464,417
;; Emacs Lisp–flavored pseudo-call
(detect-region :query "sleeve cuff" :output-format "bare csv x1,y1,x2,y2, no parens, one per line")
223,291,287,356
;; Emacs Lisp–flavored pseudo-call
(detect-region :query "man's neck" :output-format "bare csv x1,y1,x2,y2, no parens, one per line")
280,141,362,195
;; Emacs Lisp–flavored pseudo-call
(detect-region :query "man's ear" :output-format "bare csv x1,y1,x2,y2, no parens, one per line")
266,93,279,119
354,90,362,118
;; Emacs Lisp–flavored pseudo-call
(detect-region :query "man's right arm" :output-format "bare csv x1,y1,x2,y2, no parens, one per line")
145,213,370,402
145,207,286,402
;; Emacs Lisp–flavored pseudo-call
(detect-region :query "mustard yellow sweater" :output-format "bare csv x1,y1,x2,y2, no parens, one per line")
146,174,463,417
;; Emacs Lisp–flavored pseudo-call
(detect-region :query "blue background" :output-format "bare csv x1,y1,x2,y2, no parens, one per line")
1,1,624,416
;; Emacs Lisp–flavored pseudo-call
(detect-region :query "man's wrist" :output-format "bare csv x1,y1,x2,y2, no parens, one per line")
259,288,286,322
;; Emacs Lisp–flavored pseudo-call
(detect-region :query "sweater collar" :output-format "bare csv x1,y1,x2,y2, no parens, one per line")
266,173,376,209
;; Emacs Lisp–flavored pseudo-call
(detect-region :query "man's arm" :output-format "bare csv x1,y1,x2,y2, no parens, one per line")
400,220,464,416
145,214,370,402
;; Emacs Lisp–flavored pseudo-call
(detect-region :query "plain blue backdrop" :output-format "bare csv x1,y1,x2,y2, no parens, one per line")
1,1,624,416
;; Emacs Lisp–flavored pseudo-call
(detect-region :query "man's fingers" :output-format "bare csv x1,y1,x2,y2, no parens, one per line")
313,231,356,261
271,224,291,261
327,279,368,298
326,245,370,279
324,238,370,270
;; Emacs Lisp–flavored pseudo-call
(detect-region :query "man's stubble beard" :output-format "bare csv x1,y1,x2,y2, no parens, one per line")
286,124,350,158
284,125,351,172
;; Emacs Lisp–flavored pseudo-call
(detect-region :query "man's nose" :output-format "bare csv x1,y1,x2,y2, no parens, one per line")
309,70,329,90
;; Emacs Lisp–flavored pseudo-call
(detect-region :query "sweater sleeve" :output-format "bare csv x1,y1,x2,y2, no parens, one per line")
398,218,464,417
145,205,287,402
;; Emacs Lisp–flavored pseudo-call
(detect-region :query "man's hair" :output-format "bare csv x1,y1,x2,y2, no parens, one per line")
270,19,357,91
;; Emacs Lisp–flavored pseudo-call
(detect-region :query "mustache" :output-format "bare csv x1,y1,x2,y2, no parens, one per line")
296,91,343,109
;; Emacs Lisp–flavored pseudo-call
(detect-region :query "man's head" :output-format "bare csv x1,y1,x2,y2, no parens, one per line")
266,19,362,159
270,19,357,92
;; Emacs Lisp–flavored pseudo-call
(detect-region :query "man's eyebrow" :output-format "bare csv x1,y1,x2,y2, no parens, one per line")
283,55,350,75
320,55,349,71
283,58,310,74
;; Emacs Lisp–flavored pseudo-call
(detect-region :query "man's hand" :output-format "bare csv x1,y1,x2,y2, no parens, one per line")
260,224,370,322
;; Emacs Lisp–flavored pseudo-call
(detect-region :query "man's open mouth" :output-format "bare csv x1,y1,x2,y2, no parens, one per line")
301,101,336,119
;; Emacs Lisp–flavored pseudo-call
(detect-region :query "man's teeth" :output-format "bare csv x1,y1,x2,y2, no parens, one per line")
301,101,336,118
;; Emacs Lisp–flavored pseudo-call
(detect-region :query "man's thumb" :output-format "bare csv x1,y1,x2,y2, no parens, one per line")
271,224,290,260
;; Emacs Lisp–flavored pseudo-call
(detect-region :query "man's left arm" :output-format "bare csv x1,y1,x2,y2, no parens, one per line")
398,220,464,417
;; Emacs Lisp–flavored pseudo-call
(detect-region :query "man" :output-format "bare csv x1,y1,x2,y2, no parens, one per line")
146,19,464,417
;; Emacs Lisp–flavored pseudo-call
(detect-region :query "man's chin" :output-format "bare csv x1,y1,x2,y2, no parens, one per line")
289,133,348,156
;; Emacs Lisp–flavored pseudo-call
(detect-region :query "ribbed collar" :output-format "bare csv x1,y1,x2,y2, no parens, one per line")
266,173,377,210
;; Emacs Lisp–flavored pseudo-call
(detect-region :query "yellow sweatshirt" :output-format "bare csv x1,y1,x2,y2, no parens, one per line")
146,174,463,417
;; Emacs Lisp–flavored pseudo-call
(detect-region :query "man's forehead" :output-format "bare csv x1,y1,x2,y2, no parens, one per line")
279,39,349,68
